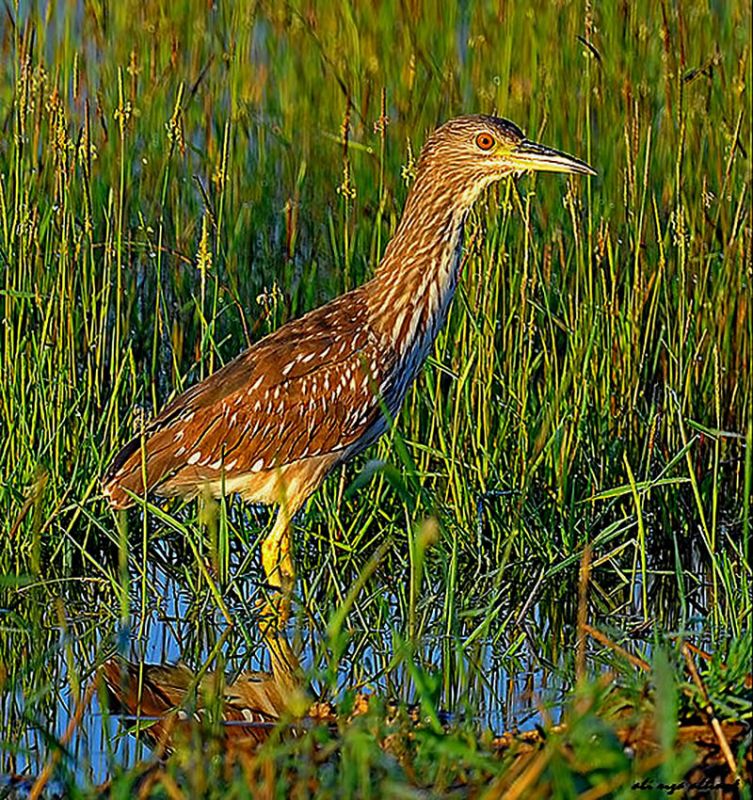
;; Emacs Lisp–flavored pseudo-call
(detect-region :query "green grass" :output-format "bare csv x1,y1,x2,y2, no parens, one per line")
0,0,751,796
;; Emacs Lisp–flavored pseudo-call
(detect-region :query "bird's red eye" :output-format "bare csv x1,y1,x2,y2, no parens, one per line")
476,132,495,151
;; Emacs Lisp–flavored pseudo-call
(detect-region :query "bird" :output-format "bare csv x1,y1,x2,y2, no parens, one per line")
102,114,594,588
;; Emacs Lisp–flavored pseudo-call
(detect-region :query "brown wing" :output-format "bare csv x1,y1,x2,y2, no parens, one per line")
102,289,397,508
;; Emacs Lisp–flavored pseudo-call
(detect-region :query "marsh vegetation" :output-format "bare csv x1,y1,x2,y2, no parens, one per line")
0,1,750,796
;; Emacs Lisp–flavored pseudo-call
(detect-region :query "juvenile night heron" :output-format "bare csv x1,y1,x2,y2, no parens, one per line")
102,114,594,587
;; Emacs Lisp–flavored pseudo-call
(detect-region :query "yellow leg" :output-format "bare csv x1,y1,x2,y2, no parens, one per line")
261,507,295,590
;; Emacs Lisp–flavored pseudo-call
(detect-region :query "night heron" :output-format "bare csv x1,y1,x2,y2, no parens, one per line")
102,114,594,588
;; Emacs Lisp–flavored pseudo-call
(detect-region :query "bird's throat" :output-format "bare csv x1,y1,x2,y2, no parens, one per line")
369,186,470,387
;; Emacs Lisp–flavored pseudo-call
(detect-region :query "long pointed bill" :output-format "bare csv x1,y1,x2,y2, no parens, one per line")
509,139,596,176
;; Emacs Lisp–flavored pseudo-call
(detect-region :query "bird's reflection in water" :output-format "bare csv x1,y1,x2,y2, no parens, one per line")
101,602,324,754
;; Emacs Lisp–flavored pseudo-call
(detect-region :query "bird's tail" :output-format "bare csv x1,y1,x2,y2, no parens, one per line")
101,429,178,509
101,436,143,508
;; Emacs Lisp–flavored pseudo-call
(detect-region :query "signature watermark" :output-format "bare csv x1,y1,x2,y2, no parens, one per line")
632,777,741,794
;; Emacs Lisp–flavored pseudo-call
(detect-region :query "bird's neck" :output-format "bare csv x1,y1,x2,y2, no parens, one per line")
369,174,475,364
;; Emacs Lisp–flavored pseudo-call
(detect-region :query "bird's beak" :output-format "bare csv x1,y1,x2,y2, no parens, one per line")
508,138,596,176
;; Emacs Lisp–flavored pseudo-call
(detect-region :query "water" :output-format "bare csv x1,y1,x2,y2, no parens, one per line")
2,534,579,788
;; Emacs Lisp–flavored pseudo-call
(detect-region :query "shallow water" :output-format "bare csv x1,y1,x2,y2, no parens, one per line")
2,493,718,792
3,533,583,787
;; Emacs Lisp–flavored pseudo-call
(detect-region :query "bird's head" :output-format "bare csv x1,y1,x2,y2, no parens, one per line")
417,114,595,203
